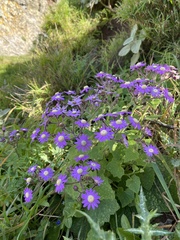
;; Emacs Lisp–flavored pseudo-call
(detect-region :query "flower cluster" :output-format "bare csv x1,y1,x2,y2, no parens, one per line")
10,63,177,210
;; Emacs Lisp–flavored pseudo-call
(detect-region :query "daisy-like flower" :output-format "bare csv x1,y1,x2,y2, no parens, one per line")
129,116,141,130
38,131,50,143
163,89,174,103
54,132,70,148
39,167,54,181
135,84,150,94
144,127,152,136
68,96,82,107
130,62,146,71
31,128,40,141
95,126,114,142
51,92,64,102
75,154,89,162
150,87,162,98
48,107,64,117
145,63,159,72
66,109,81,118
110,119,128,130
93,114,106,122
143,144,159,157
71,166,88,181
75,134,92,152
75,119,90,128
122,134,129,147
120,81,134,89
55,174,67,193
156,64,171,75
27,165,37,174
64,90,76,95
24,188,33,203
81,188,100,210
80,86,92,94
92,176,104,186
88,161,101,171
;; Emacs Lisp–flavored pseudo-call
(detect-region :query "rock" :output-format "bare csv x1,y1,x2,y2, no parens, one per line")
0,0,55,56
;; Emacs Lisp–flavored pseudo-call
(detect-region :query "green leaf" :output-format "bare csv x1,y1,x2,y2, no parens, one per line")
117,188,134,207
130,52,140,66
123,36,134,46
139,167,155,190
85,199,119,226
118,228,140,240
106,159,124,179
126,175,140,193
121,214,131,229
150,99,161,109
131,39,142,53
0,108,10,117
130,24,138,38
124,146,139,162
118,45,131,56
39,200,50,207
95,177,115,200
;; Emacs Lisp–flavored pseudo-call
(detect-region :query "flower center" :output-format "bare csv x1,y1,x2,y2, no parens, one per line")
81,140,87,146
72,110,76,114
58,136,64,142
41,134,46,139
44,170,49,176
81,119,87,124
77,168,83,174
133,118,139,123
149,148,154,153
91,163,96,167
87,195,95,203
98,114,104,118
153,89,158,93
141,85,147,89
100,130,107,136
160,67,165,71
56,179,62,186
168,92,172,97
84,86,88,89
25,192,29,198
79,154,84,158
124,81,130,85
116,119,122,124
52,109,58,112
26,178,32,184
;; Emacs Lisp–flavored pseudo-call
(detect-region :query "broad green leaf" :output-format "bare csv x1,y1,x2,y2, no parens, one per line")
0,108,10,117
126,175,140,193
130,52,140,66
85,199,119,226
95,177,115,199
131,39,142,53
106,159,124,179
117,188,134,207
121,214,131,229
118,45,131,56
150,99,161,109
123,36,134,46
139,167,155,190
130,24,138,38
124,146,139,162
118,228,140,240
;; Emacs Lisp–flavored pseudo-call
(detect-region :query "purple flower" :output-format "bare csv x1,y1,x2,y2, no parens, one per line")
68,96,82,107
31,128,40,141
120,81,134,89
75,119,90,128
110,119,128,130
128,116,141,130
51,92,64,101
81,188,100,210
130,62,146,71
135,84,150,94
144,127,152,136
95,126,114,142
92,176,104,186
150,87,162,98
145,63,159,72
38,131,50,143
39,167,54,181
48,107,64,117
88,161,101,171
75,134,92,152
54,132,70,148
24,188,33,203
163,89,174,103
156,64,171,75
122,134,129,147
27,165,37,174
66,109,81,118
71,166,88,181
75,154,89,162
20,128,28,132
80,86,92,94
143,144,159,157
64,90,76,95
93,114,106,122
55,174,67,193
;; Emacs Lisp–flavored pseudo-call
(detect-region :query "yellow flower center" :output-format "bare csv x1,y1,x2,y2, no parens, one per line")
100,130,107,136
88,195,95,203
58,136,64,142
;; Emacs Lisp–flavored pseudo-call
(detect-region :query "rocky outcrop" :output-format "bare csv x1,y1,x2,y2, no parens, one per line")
0,0,55,56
